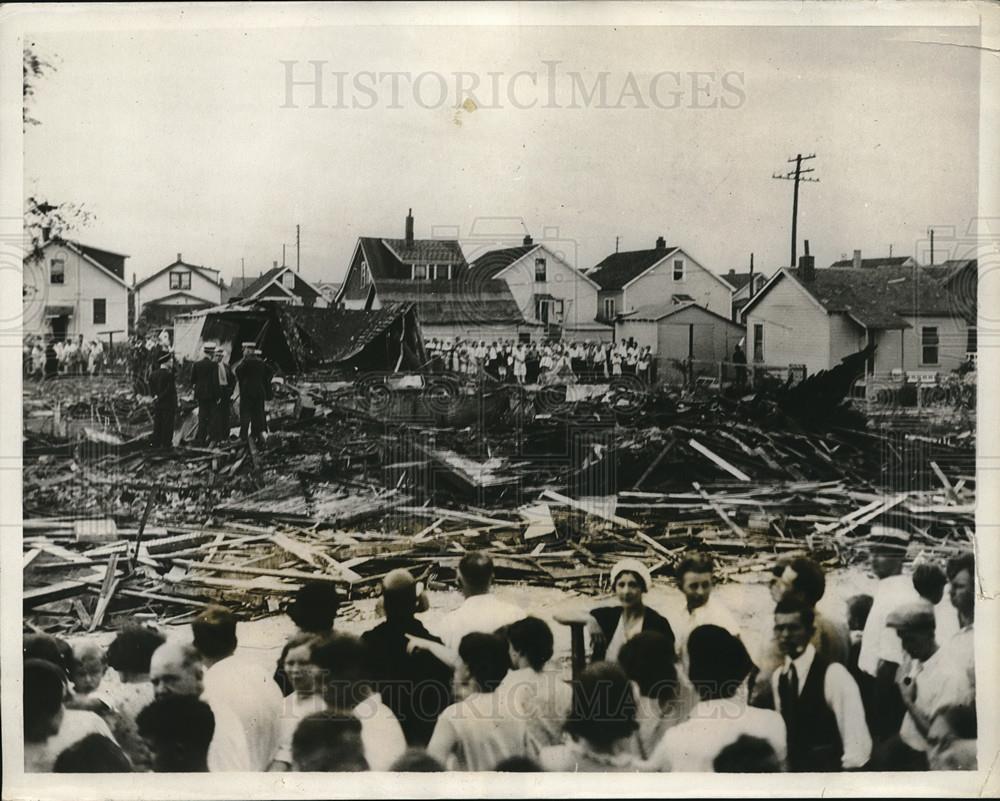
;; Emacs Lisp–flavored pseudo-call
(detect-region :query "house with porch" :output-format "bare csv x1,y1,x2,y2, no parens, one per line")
469,236,609,341
132,253,224,329
23,238,129,344
741,250,974,379
232,263,326,307
334,210,536,341
589,237,734,323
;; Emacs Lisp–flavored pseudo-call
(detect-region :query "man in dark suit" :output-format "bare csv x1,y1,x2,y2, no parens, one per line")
234,343,273,446
190,343,218,445
210,347,236,444
148,352,178,449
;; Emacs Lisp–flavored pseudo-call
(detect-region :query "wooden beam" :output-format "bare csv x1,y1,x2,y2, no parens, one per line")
172,558,347,584
632,436,676,491
541,490,640,530
693,482,746,539
688,438,752,482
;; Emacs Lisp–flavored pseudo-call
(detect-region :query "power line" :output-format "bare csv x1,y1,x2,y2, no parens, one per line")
772,153,819,268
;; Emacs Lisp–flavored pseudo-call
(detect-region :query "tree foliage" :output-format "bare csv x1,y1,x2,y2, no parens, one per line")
24,46,54,128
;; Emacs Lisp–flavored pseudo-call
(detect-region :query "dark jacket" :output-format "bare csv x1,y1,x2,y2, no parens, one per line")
779,654,844,772
190,357,218,401
589,605,675,662
235,355,273,402
148,367,177,408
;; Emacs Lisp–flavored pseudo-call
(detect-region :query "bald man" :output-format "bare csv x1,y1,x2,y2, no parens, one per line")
362,569,453,746
149,641,251,771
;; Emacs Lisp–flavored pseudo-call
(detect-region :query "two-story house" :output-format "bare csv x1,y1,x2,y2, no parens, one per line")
334,210,535,342
469,236,609,341
589,238,734,323
23,238,129,343
132,253,224,329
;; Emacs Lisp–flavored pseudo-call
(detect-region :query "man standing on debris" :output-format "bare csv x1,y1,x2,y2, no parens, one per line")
210,346,236,443
235,342,273,446
435,552,526,652
190,342,219,445
192,605,284,771
771,597,872,771
148,352,177,450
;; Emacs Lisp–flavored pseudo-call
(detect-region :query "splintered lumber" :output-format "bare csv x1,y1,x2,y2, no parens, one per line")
89,553,121,632
23,549,41,568
929,461,959,503
688,438,752,482
270,532,364,583
24,580,90,609
541,490,640,530
131,487,159,569
74,518,118,544
412,517,445,542
172,558,348,584
632,436,676,490
519,504,556,540
693,482,746,539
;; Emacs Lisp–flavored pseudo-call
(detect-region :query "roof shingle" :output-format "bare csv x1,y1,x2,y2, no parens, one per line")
588,247,677,290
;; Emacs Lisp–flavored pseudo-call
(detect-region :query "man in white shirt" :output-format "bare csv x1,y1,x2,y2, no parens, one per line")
149,641,252,771
857,524,921,742
946,552,976,690
434,551,525,652
673,554,741,663
311,632,406,771
772,598,872,771
192,605,283,770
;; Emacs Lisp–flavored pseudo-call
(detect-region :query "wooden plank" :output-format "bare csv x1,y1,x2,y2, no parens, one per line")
692,481,746,539
688,438,752,482
632,436,676,490
24,580,90,609
541,490,640,530
519,503,556,540
930,461,959,503
173,558,347,584
23,549,42,569
89,553,121,632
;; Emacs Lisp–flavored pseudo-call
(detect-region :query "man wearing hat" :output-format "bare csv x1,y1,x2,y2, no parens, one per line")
873,600,975,770
148,351,178,449
190,342,219,445
234,342,273,446
856,518,920,741
209,346,236,443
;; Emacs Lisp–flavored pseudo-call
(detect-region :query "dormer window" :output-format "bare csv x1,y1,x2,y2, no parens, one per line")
169,271,191,290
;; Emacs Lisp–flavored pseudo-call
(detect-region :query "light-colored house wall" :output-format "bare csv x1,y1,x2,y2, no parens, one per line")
135,266,221,311
890,314,970,374
829,312,866,366
422,322,538,343
494,245,599,328
744,275,832,374
24,245,128,342
622,250,731,320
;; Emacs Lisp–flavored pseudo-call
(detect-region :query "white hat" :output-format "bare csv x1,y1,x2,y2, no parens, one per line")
610,558,652,593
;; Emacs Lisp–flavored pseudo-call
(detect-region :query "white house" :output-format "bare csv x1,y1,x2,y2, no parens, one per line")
589,237,734,323
133,253,223,329
234,263,327,307
469,236,610,341
23,239,129,344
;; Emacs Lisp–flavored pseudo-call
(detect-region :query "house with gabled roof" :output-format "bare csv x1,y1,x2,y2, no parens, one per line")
588,237,734,323
133,253,224,329
334,210,538,342
741,249,974,377
23,237,129,343
469,235,609,341
232,262,326,308
724,264,769,321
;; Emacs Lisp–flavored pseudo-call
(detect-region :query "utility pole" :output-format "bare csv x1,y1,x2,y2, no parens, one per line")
296,224,301,273
889,244,893,258
615,235,620,254
928,228,935,265
241,257,245,283
773,153,819,267
282,243,286,268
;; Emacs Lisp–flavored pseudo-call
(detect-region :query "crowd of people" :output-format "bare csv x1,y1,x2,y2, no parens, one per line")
23,334,108,379
23,517,977,774
424,338,655,385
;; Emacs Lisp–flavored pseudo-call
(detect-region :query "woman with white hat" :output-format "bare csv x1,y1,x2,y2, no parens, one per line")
587,558,674,663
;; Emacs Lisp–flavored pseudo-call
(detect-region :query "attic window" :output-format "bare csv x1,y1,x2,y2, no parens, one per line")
535,258,547,282
673,259,685,281
413,264,427,280
282,271,295,289
169,271,191,290
360,260,370,288
50,258,65,285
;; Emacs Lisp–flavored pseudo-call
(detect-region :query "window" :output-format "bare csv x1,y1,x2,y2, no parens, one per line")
603,297,616,320
360,260,370,287
93,298,106,325
967,326,977,354
921,326,939,365
413,264,427,280
282,271,295,289
50,259,65,284
672,259,685,281
753,323,764,363
169,271,191,290
535,258,547,282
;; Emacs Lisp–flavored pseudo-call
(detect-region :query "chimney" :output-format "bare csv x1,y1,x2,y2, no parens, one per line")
852,249,862,270
273,260,278,269
727,269,736,277
177,252,182,263
523,234,533,246
749,252,754,277
405,208,414,246
655,236,666,249
799,239,815,283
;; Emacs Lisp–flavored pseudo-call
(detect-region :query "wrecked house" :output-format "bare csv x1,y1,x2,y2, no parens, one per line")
173,300,426,374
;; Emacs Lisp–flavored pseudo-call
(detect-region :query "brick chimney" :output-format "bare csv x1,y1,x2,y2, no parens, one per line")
655,236,666,249
523,234,533,246
177,252,182,263
799,239,815,282
852,249,862,270
405,208,414,246
273,260,278,269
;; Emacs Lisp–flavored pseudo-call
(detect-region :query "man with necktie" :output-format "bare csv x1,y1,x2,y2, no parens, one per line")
771,597,871,772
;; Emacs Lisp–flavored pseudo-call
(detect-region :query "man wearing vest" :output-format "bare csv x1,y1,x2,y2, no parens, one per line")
771,597,872,771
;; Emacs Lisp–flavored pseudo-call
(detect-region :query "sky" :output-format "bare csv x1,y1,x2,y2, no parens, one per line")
23,22,980,287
